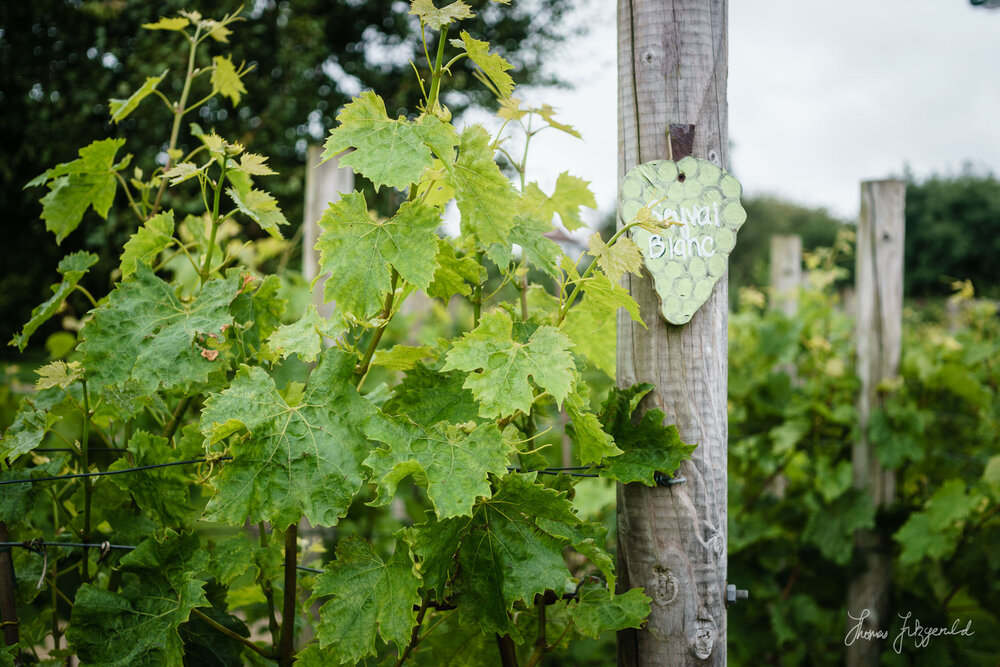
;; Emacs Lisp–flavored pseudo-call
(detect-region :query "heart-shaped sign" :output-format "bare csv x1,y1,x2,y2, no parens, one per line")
619,156,746,325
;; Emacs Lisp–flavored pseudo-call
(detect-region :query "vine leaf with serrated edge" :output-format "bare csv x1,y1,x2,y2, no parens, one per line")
10,250,98,351
198,348,375,529
109,70,168,124
566,583,651,638
442,309,575,418
597,384,696,485
364,415,512,518
409,0,475,30
311,536,422,664
450,30,515,99
446,124,517,249
317,192,441,319
120,211,175,277
322,90,459,191
79,267,240,394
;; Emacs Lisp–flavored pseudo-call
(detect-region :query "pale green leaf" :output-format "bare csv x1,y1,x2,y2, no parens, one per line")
451,31,514,98
227,187,288,239
448,125,516,247
427,239,485,300
211,55,246,106
409,0,474,29
372,344,433,371
322,91,458,190
364,417,512,518
537,103,581,138
312,537,421,663
317,192,441,318
266,304,344,363
80,268,239,393
567,585,650,638
561,297,615,376
199,349,375,529
35,360,83,390
163,161,205,185
587,233,642,282
142,16,190,31
895,480,982,565
120,210,175,277
10,250,98,351
524,173,596,231
109,70,167,124
237,152,276,176
442,310,575,418
566,388,621,465
38,138,126,243
0,389,64,460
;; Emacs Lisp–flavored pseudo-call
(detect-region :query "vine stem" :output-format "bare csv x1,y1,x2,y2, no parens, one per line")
259,524,281,649
200,155,227,285
150,25,202,219
556,221,639,325
191,608,276,660
278,521,298,666
354,268,399,387
0,522,20,654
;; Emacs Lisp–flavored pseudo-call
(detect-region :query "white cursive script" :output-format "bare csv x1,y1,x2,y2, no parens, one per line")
844,609,974,654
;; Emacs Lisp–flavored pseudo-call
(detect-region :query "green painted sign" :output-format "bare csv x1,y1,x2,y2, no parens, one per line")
619,156,747,325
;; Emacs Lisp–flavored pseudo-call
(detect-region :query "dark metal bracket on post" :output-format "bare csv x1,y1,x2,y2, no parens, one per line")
654,471,687,487
667,123,695,161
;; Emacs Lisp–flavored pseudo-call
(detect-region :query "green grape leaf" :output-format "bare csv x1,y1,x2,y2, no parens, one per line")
109,431,200,527
561,296,615,376
312,537,421,664
10,250,98,351
80,268,239,393
109,70,168,124
66,530,209,667
36,138,126,243
510,203,563,278
524,173,596,231
895,480,981,565
364,416,512,518
0,457,65,523
410,0,475,29
566,389,621,465
383,362,480,427
447,125,516,247
236,152,276,176
199,349,375,529
322,91,458,190
598,385,696,485
120,210,175,277
428,239,485,300
429,474,575,633
443,309,575,418
211,55,246,106
142,16,189,31
587,233,643,282
266,304,343,363
227,187,287,239
317,192,440,318
578,270,643,325
803,490,875,565
450,31,514,98
35,360,83,390
567,584,650,638
372,344,433,371
0,389,65,460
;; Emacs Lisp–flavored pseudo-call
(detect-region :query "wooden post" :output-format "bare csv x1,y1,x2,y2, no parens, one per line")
769,235,802,317
616,1,729,664
0,522,20,657
847,180,905,667
304,145,353,317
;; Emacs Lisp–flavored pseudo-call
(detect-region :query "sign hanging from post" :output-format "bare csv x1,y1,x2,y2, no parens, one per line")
620,156,746,324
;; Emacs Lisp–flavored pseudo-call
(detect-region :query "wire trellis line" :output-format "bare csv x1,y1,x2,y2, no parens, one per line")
0,456,233,486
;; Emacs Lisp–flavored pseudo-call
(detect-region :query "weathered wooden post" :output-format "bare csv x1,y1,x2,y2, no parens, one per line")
847,179,905,667
616,1,730,664
304,145,353,316
770,234,802,317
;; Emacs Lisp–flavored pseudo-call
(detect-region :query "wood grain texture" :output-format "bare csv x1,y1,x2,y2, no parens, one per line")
847,180,905,667
616,1,729,664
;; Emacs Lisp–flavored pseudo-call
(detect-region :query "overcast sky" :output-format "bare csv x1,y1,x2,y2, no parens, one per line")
510,0,1000,224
